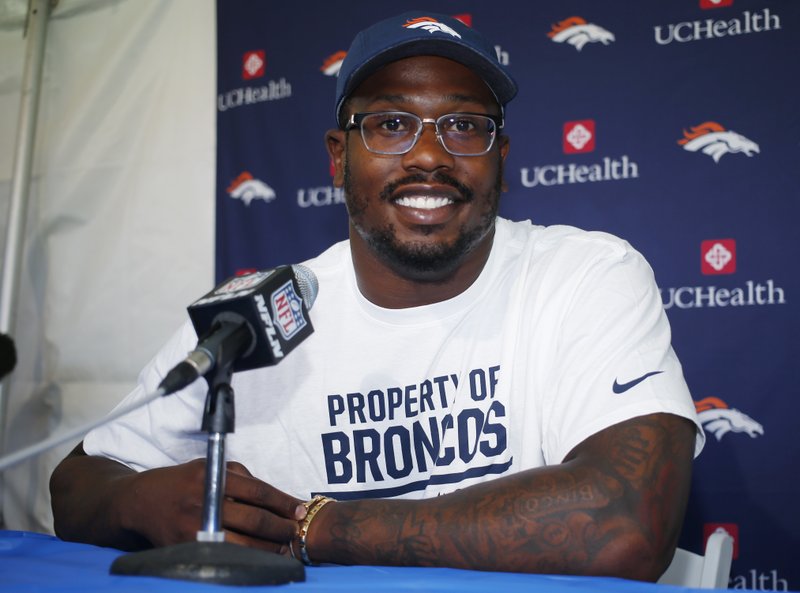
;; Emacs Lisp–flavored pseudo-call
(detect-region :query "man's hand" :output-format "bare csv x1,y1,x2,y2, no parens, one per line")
50,445,305,554
224,461,306,553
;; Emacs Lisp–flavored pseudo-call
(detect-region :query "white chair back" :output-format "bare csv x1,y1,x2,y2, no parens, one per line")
658,530,734,589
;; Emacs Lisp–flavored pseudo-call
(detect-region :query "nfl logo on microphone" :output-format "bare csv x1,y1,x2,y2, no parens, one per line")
271,281,308,340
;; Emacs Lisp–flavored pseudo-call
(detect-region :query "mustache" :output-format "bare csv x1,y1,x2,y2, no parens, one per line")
380,172,474,203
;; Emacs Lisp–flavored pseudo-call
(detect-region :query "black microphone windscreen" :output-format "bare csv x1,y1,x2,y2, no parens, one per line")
0,333,18,379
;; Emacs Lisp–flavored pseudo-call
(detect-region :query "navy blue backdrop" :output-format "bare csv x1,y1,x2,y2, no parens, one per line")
215,2,799,589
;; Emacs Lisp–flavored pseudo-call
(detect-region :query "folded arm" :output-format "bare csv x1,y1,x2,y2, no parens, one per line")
51,411,694,580
303,412,695,581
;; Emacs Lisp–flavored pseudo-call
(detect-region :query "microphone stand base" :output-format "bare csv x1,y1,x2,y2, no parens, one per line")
110,541,305,586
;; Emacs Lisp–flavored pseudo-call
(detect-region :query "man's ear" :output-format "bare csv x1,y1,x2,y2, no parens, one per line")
325,129,346,188
498,135,510,193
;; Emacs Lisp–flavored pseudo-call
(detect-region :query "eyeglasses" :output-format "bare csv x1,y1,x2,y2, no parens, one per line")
345,111,503,156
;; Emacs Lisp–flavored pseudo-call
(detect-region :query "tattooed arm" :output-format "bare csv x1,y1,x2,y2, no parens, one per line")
300,412,695,581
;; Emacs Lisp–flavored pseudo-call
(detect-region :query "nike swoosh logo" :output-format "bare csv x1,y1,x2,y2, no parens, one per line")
612,371,664,394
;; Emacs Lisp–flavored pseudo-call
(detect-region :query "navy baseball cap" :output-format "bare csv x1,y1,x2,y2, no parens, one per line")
335,11,518,125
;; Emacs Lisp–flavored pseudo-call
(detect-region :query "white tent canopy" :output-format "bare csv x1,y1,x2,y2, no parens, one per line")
0,0,215,532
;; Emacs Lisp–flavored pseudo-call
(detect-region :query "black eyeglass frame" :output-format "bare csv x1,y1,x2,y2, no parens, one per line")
344,111,505,156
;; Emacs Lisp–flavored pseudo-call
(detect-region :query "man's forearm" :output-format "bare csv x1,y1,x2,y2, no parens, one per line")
49,444,149,551
306,413,694,580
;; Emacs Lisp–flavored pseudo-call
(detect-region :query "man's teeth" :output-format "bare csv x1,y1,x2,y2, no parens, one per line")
395,196,453,209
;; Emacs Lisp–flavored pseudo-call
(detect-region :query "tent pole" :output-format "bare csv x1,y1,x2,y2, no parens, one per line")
0,0,55,525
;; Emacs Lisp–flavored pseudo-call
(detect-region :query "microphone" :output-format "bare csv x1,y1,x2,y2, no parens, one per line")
0,266,318,474
158,264,318,395
0,333,17,380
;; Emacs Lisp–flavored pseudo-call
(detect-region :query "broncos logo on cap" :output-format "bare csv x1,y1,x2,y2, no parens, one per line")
403,17,461,39
547,17,615,51
227,172,276,206
678,122,760,163
695,397,764,441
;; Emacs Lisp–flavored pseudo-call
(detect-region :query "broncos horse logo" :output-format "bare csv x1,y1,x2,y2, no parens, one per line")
403,17,462,39
227,172,276,206
547,17,615,51
695,397,764,441
678,122,760,163
321,51,347,77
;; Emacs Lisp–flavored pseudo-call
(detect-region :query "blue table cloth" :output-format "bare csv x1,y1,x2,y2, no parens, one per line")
0,530,740,592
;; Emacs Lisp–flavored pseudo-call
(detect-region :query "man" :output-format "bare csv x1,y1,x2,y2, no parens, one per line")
50,12,702,580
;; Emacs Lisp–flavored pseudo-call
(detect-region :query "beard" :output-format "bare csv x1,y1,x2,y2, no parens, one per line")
343,158,503,281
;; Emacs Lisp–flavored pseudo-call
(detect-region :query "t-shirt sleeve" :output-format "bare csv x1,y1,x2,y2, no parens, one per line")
82,321,209,470
540,235,705,464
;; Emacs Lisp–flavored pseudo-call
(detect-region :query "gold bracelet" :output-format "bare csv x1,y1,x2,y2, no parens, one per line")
298,495,335,566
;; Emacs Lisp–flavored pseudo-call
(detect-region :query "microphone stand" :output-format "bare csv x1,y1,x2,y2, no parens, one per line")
109,359,305,585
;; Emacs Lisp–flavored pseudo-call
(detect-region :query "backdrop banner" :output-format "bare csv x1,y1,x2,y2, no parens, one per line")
216,2,799,589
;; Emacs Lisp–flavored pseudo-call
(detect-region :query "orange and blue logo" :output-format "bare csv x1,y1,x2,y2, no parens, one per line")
695,397,764,441
226,172,276,206
547,17,615,51
321,51,347,77
678,122,759,163
403,17,462,39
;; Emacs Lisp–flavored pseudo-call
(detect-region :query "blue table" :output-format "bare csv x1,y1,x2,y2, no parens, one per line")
0,530,728,592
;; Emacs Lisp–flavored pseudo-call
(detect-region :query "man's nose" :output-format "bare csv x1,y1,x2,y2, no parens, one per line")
402,122,455,170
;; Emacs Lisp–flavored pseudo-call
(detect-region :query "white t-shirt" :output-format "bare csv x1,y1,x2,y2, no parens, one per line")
84,218,704,501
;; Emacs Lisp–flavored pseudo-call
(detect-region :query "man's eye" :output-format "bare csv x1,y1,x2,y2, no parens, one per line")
444,118,478,134
381,119,401,131
377,117,408,132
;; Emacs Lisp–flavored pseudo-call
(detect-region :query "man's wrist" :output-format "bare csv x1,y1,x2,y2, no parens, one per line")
110,469,144,533
107,468,154,548
295,495,336,565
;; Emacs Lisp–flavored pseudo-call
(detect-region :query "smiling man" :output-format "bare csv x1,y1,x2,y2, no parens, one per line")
50,12,703,581
331,53,506,303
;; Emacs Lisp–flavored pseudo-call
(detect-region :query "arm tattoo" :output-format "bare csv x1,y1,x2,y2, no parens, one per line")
320,413,694,576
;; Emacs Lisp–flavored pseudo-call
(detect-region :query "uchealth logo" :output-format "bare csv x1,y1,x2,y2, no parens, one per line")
701,0,733,8
218,51,291,113
563,120,595,154
297,185,345,208
452,13,472,27
654,8,780,45
661,279,785,309
242,50,266,80
521,118,638,189
227,172,276,206
547,17,615,51
704,523,738,559
702,239,736,275
661,239,786,309
321,51,346,77
678,121,759,163
706,523,792,590
695,397,764,441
